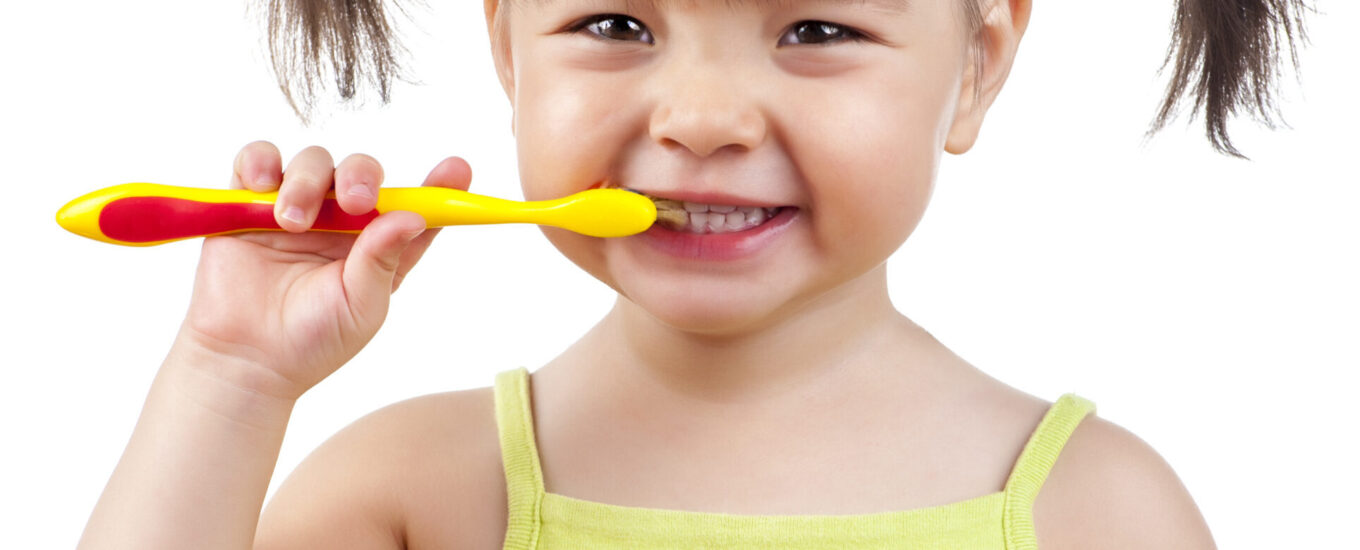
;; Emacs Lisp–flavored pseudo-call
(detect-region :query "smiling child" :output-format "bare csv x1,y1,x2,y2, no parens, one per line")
78,0,1309,548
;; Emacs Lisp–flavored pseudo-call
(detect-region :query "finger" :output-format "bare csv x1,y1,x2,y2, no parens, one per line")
420,156,473,191
275,146,336,232
333,153,384,215
341,210,428,326
391,156,474,288
411,157,472,249
230,140,283,191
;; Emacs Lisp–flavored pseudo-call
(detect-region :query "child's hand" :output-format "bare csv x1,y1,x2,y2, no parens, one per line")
170,141,471,401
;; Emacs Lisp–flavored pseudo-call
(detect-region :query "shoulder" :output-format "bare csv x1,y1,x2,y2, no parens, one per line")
1032,410,1217,550
304,385,502,503
256,385,507,549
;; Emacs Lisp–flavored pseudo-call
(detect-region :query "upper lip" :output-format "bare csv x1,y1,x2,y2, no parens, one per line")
625,188,792,209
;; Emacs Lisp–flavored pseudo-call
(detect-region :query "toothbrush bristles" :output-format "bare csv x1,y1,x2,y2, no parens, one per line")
623,188,687,226
653,200,688,226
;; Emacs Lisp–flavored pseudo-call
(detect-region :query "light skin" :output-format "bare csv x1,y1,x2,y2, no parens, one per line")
503,0,995,399
77,0,1216,548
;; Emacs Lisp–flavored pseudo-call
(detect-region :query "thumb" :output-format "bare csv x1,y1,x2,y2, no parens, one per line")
341,210,427,326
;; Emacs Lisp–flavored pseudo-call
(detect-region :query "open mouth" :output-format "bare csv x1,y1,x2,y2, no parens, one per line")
657,201,786,234
631,192,789,234
596,180,794,235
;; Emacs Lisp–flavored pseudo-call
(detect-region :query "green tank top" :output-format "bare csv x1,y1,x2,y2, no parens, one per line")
494,367,1096,549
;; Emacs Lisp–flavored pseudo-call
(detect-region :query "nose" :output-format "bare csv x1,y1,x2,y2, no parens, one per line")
647,62,768,158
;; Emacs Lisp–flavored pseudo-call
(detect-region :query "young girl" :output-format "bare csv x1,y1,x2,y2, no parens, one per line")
75,0,1310,548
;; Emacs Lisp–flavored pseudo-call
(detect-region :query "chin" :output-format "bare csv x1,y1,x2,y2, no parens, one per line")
621,283,789,337
550,230,811,336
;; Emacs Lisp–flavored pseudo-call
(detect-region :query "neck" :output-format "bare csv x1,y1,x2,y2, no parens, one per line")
560,264,947,408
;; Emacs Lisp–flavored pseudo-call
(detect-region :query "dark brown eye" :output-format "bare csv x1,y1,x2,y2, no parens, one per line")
779,21,864,46
572,14,654,44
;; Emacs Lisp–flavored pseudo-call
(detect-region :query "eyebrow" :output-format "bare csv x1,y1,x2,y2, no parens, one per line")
529,0,911,16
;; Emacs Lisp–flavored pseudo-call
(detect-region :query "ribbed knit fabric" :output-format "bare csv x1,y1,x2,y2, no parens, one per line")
494,367,1095,549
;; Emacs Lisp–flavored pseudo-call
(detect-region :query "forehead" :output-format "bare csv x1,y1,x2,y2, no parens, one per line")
524,0,913,15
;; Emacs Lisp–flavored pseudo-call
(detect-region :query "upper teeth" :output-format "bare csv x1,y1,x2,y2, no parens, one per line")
666,202,780,233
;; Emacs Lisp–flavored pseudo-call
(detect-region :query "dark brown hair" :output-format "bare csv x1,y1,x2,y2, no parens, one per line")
255,0,421,124
1150,0,1312,158
259,0,1309,158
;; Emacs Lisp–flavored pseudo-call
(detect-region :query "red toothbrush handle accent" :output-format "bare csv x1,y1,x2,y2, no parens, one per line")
99,196,379,243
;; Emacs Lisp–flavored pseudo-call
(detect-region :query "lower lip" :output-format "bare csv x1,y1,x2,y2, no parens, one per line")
637,207,799,261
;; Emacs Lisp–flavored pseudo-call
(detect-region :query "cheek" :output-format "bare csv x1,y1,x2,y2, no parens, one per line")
788,74,949,251
513,56,643,202
512,57,638,288
514,87,588,200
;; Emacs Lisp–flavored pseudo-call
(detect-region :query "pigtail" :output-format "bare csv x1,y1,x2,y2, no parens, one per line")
255,0,422,125
1149,0,1312,159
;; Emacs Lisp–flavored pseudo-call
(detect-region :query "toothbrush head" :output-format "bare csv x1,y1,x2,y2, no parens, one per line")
623,188,688,228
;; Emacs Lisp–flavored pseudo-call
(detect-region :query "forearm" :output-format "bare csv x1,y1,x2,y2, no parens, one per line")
78,346,296,550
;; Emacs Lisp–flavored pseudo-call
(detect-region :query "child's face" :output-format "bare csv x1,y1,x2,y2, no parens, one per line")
494,0,988,333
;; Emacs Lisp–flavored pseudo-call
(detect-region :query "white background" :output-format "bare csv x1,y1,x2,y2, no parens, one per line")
2,1,1355,547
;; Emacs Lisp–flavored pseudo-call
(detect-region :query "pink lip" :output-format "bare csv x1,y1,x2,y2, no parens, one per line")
636,207,799,261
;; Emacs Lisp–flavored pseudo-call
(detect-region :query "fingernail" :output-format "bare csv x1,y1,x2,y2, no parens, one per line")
347,185,375,199
281,206,304,224
252,170,275,189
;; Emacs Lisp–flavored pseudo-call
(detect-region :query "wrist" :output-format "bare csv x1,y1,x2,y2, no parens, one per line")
161,335,301,425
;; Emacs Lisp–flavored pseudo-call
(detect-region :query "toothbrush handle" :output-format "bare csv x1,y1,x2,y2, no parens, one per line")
55,184,500,247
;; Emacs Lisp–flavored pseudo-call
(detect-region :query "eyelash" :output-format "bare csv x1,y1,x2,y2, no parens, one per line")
564,14,870,46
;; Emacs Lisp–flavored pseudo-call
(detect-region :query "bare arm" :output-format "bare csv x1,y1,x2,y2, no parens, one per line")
1036,416,1217,549
77,345,296,549
251,388,504,550
76,143,472,550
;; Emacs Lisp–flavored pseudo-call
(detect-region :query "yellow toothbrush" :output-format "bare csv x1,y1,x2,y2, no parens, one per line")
56,183,687,247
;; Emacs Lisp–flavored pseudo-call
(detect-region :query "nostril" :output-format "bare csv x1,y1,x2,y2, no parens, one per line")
648,102,767,158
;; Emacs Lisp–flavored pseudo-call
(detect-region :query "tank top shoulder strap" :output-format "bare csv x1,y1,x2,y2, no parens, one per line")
494,367,545,549
1001,392,1097,550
